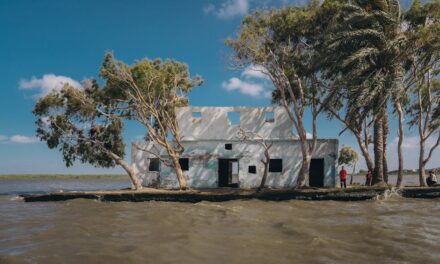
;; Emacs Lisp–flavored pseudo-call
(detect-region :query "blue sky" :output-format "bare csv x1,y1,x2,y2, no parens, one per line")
0,0,437,174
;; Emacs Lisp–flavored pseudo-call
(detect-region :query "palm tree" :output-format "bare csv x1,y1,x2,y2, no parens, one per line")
318,0,405,184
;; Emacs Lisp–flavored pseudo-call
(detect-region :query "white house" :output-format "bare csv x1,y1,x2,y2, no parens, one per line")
132,106,338,189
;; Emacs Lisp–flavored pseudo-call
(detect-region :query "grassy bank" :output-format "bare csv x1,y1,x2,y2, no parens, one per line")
0,174,127,180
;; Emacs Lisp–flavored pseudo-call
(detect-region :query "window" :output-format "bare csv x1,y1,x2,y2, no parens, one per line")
269,159,283,172
248,165,257,174
149,158,160,172
227,111,240,125
225,143,232,150
179,158,189,171
265,112,275,123
192,112,201,118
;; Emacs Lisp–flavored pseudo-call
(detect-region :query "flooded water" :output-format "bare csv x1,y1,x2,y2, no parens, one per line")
1,178,440,263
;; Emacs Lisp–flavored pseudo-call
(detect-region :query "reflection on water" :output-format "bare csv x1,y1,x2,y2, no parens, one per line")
1,178,440,263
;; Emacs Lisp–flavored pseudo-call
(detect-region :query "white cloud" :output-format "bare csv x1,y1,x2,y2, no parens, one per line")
9,135,40,144
204,0,249,19
222,64,273,98
19,74,82,98
0,135,40,144
241,65,269,79
222,77,270,97
306,132,313,139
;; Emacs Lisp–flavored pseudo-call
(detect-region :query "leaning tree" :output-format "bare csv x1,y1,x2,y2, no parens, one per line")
34,54,203,190
33,81,144,190
226,2,332,188
404,0,440,186
99,53,203,190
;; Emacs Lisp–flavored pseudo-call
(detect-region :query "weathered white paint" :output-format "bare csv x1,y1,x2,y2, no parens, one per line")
132,107,338,189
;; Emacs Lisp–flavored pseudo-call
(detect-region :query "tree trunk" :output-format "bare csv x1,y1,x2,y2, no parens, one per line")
350,163,356,185
296,153,311,188
355,134,374,172
419,140,427,187
382,109,389,184
171,155,188,190
395,100,404,188
108,151,143,190
259,161,269,192
373,113,384,184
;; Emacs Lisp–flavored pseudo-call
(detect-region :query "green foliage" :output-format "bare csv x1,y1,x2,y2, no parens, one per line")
33,83,125,168
225,2,326,104
317,0,405,125
99,53,203,153
338,146,359,167
404,0,440,132
33,53,203,172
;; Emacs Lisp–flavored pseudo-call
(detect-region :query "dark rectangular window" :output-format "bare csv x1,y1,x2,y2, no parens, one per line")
149,158,160,172
248,165,257,174
269,159,282,172
225,143,232,150
179,158,189,171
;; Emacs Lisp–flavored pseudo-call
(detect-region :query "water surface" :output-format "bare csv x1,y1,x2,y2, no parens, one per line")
1,177,439,263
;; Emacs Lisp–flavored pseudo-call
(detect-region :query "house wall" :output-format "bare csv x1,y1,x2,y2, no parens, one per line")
176,106,295,140
132,139,338,189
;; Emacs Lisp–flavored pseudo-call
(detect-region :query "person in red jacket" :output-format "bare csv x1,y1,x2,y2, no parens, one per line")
340,166,347,188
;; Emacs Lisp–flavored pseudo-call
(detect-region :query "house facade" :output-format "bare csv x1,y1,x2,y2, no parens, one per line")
132,106,338,189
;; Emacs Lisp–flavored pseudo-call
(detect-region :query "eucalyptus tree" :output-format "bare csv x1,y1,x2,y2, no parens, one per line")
100,53,203,190
318,0,406,184
226,2,331,188
33,81,143,190
404,0,440,186
33,54,202,190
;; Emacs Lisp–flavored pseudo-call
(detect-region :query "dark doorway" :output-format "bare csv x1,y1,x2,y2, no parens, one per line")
218,159,239,187
309,159,324,187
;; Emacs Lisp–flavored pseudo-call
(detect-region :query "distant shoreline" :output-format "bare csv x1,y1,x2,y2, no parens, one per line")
0,174,127,180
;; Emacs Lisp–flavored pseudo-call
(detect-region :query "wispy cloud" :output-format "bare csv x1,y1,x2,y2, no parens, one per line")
204,0,249,19
0,135,40,144
222,64,272,98
222,77,271,98
19,74,82,98
241,65,269,79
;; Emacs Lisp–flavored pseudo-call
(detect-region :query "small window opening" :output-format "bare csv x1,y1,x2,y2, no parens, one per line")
179,158,189,171
265,112,275,123
149,158,160,172
225,143,232,150
248,165,257,174
227,111,240,125
192,112,201,118
269,159,283,172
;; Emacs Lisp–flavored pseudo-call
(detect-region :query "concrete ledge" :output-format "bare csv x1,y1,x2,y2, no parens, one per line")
19,186,440,203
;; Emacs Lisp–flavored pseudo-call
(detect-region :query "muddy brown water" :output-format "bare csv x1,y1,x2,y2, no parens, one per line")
1,176,440,263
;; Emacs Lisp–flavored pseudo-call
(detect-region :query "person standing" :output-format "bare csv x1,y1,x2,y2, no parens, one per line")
340,166,347,188
365,170,373,186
